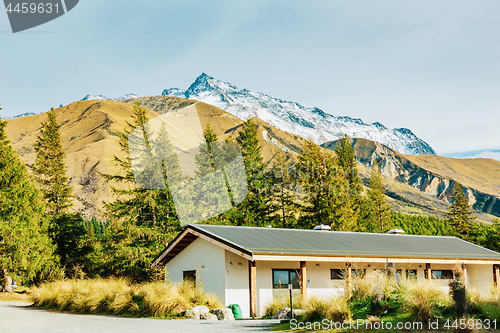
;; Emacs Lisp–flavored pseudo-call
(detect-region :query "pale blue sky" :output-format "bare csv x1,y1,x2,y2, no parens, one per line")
1,1,500,156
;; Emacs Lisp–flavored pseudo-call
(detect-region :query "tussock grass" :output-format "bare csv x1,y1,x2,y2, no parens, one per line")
30,278,221,318
304,295,351,322
401,281,451,322
262,295,306,318
351,271,399,301
467,287,500,320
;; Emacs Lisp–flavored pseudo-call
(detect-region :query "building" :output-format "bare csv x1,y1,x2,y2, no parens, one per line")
151,224,500,318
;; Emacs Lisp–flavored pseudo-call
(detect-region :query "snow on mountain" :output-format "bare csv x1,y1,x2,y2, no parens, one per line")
81,93,138,101
81,94,108,101
162,73,436,155
116,93,138,100
3,112,37,120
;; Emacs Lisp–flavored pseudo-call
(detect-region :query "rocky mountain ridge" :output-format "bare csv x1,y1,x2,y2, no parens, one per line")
161,73,436,155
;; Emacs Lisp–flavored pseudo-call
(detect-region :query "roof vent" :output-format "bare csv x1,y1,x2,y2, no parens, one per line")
313,224,331,231
388,228,405,235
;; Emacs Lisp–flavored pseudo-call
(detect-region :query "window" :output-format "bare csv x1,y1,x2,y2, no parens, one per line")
432,270,454,279
330,269,365,280
331,269,344,280
396,269,417,282
183,270,196,286
406,269,418,281
272,269,300,289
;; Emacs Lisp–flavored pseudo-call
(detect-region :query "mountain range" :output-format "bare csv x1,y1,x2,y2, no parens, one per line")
76,73,435,156
161,73,436,156
4,96,500,222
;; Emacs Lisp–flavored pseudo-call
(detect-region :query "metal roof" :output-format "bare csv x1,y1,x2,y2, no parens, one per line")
189,224,500,260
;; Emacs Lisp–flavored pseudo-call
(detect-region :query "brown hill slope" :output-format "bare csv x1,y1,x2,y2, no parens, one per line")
5,97,295,218
323,138,500,220
6,96,498,223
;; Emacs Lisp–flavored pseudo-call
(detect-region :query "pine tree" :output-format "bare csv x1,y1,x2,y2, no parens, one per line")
0,112,60,288
447,182,476,240
101,102,183,280
335,134,363,230
235,119,271,226
269,148,297,228
335,134,362,196
31,108,90,273
366,160,392,232
103,101,181,230
296,139,352,229
32,108,73,217
191,124,234,221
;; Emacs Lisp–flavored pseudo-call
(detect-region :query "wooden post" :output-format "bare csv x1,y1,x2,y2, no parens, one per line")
493,265,500,290
346,263,352,298
462,263,467,289
425,263,432,282
300,261,307,299
387,262,395,277
249,261,257,318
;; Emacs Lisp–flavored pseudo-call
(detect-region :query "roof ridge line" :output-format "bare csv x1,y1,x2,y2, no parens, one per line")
192,224,459,239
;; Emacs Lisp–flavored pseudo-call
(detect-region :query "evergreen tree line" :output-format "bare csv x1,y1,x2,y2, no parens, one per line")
1,101,498,287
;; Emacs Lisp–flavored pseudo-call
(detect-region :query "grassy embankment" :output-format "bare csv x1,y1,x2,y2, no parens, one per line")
30,278,221,318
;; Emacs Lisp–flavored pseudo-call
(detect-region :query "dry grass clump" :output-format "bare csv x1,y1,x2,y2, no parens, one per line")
350,271,399,301
304,296,351,322
30,278,221,318
262,295,306,317
467,287,500,320
401,281,451,322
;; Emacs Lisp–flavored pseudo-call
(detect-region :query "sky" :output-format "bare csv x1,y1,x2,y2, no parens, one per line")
1,0,500,157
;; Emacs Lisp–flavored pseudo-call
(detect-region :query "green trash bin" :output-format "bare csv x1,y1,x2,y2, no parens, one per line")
228,304,242,319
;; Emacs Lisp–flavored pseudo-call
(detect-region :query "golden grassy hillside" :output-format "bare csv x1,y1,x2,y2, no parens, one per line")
406,155,500,198
5,101,152,218
4,97,300,218
6,95,499,222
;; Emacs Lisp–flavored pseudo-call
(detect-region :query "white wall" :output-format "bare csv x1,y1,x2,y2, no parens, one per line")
307,262,347,299
255,261,300,317
165,238,226,305
468,264,494,294
224,250,250,318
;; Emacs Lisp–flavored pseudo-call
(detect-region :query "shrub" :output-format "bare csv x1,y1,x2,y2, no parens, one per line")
30,278,221,318
304,296,351,322
351,272,400,302
262,295,306,318
263,297,288,318
401,281,451,322
469,288,500,320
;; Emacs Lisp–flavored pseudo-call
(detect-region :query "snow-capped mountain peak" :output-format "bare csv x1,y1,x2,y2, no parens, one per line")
117,93,138,100
81,93,138,101
161,73,436,155
82,94,108,101
185,73,239,96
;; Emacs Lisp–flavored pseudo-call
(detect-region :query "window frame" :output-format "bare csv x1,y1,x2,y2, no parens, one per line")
183,270,197,286
431,269,454,280
330,268,365,280
272,269,301,289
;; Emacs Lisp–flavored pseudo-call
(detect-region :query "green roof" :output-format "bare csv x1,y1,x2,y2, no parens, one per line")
190,224,500,260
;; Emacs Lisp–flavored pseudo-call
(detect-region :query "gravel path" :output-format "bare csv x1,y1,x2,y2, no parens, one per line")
0,301,281,333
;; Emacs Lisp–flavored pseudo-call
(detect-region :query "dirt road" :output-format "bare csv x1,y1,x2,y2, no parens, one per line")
0,301,280,333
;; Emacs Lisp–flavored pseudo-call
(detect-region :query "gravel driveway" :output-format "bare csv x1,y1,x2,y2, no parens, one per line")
0,301,281,333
